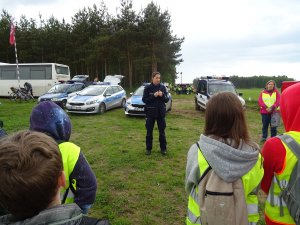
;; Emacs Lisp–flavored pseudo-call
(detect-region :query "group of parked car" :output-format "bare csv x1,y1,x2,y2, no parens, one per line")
35,75,300,117
38,75,173,116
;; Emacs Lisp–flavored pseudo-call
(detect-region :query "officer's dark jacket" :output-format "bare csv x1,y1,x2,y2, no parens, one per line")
142,83,169,118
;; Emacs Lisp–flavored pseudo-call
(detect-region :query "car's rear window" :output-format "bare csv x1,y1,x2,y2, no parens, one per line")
78,86,106,96
47,84,70,93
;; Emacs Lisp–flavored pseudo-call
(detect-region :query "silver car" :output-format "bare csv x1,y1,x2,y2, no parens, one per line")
66,84,126,114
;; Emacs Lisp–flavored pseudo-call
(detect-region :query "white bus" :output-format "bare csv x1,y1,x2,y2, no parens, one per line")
0,63,70,97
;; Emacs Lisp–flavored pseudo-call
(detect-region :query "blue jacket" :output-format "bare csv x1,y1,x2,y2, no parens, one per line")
142,83,169,118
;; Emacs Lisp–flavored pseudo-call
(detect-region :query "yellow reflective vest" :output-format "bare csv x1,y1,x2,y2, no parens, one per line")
186,147,264,225
262,92,280,110
59,142,80,204
265,131,300,225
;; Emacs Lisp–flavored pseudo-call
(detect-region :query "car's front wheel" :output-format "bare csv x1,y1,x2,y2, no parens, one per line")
120,98,126,108
61,100,67,109
99,103,106,114
195,98,200,110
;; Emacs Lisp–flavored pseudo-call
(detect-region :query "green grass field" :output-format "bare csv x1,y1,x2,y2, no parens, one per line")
238,88,262,102
0,91,284,225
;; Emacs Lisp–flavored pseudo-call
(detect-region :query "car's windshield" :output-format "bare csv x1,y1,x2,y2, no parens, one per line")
47,84,69,94
133,86,145,96
208,83,237,95
78,86,106,96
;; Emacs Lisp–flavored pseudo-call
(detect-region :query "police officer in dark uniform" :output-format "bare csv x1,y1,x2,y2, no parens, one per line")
142,71,169,155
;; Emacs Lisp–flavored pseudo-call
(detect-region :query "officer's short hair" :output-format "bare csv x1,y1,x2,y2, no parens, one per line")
152,71,160,78
0,130,62,220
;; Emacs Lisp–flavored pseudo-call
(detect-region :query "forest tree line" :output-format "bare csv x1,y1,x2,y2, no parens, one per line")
229,75,294,88
0,0,184,88
192,75,295,89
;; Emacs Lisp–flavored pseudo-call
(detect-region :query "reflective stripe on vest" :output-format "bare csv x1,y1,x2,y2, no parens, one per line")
248,203,259,215
59,142,80,204
242,153,264,223
186,146,263,224
187,186,200,220
262,92,279,110
267,190,287,207
265,131,300,224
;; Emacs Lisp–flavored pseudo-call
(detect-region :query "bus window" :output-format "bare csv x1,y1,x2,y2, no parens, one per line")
55,65,69,75
1,68,16,80
20,67,30,80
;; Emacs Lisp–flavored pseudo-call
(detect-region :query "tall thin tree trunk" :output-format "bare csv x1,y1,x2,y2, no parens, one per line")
151,41,157,72
128,48,133,89
104,58,107,76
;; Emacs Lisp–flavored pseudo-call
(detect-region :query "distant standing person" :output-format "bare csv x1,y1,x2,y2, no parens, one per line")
258,80,280,142
24,82,33,96
142,71,169,155
94,77,99,84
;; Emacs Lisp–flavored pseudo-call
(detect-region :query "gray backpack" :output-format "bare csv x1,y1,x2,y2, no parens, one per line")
274,134,300,224
196,143,249,225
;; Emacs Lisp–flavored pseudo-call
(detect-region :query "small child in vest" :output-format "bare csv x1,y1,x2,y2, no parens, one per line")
29,101,97,213
185,92,264,225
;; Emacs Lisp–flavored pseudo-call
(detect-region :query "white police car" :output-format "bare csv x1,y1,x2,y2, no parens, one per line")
124,83,172,116
194,76,245,110
66,83,126,114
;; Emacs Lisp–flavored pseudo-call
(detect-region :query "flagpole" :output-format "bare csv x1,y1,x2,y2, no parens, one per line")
14,41,20,87
10,21,20,88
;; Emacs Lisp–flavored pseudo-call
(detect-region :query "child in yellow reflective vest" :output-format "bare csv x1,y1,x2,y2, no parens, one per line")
30,101,97,213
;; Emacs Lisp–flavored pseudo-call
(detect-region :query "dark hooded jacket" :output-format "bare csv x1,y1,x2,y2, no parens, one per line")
142,83,169,118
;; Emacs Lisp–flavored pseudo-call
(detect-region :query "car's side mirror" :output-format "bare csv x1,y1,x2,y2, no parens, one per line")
105,93,111,97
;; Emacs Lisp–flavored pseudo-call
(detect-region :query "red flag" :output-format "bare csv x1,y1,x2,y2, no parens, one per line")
9,23,15,45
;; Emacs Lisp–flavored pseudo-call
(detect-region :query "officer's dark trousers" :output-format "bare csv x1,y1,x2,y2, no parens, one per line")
145,116,166,151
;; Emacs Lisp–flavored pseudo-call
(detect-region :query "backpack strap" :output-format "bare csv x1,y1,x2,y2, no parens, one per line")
278,134,300,159
196,142,212,182
273,134,300,217
61,187,69,204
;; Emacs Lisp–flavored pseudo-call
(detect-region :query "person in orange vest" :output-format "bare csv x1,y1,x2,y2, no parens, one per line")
258,80,281,142
261,82,300,225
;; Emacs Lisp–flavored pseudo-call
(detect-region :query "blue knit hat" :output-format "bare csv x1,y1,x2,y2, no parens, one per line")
30,101,71,141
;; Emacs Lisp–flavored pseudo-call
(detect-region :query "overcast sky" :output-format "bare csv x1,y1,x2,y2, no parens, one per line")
2,0,300,83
